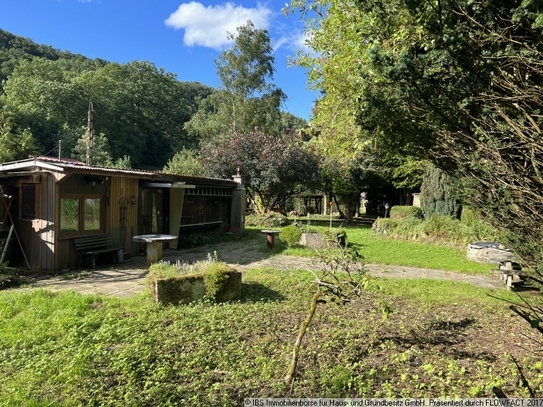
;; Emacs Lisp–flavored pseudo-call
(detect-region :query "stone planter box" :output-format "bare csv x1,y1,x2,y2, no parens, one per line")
150,270,242,305
467,242,516,265
299,232,327,248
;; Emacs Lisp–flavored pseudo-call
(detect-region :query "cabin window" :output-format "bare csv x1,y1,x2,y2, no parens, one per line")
60,196,103,234
84,198,101,231
61,198,80,232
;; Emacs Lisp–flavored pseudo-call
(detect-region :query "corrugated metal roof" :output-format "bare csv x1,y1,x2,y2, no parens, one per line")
0,156,237,185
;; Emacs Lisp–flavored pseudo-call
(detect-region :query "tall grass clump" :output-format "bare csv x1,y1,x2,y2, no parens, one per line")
372,206,500,249
390,205,423,220
245,212,288,228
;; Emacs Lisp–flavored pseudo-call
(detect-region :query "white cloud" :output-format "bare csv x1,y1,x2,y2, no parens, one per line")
165,2,272,50
272,30,313,56
291,31,312,52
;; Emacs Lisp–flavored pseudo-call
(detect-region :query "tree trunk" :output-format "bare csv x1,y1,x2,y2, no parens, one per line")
284,290,320,385
344,200,356,224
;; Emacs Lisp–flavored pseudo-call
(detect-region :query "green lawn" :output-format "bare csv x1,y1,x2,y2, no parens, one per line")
1,270,539,405
0,223,540,405
280,224,492,274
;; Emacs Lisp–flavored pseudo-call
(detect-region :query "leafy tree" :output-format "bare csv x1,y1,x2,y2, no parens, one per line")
0,110,38,162
279,112,308,135
73,129,113,167
201,130,320,214
112,155,132,169
321,157,364,223
185,21,286,143
76,61,201,168
163,149,205,176
288,0,543,271
1,58,89,149
284,0,371,161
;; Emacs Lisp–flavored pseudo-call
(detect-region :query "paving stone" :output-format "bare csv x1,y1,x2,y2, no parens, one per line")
12,237,505,297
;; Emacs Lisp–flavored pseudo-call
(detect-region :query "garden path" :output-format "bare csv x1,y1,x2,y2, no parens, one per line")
13,234,506,297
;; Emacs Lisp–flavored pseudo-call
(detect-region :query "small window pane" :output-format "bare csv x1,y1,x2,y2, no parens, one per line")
84,198,101,231
61,199,79,232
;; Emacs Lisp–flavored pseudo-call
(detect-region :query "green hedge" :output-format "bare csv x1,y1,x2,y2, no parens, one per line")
390,205,423,220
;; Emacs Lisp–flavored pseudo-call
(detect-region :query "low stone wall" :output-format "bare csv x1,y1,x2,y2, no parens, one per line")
150,270,242,305
467,242,516,265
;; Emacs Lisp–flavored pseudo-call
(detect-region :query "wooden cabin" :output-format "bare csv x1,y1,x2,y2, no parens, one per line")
0,157,245,270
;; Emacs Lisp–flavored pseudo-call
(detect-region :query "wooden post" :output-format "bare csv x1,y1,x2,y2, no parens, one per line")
267,233,275,249
0,225,14,264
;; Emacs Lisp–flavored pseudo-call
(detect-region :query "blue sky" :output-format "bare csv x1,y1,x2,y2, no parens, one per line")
0,0,319,120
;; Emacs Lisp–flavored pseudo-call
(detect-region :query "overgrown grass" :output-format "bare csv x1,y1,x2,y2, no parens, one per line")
374,208,501,249
0,216,534,404
0,271,538,405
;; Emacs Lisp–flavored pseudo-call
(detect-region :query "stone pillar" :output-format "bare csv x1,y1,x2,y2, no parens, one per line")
230,169,246,236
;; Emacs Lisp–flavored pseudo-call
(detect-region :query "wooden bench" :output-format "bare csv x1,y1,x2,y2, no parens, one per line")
74,234,123,269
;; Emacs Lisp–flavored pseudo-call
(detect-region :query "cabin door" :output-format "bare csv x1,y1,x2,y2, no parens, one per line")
140,188,170,234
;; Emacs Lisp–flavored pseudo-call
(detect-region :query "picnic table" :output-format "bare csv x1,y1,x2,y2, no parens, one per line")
133,234,178,265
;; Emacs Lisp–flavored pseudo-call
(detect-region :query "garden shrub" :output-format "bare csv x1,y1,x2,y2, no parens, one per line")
420,164,462,219
421,213,464,241
323,228,348,247
390,205,423,220
245,212,288,228
371,218,400,235
388,217,424,238
460,206,477,226
279,224,302,247
371,209,499,248
460,207,501,242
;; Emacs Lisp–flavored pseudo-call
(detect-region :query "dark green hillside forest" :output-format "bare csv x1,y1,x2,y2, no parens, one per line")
0,29,110,85
0,28,213,168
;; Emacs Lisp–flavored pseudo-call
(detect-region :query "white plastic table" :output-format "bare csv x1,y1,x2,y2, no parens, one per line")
133,234,178,265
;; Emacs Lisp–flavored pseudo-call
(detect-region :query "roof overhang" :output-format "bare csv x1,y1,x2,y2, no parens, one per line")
141,182,196,189
0,157,238,186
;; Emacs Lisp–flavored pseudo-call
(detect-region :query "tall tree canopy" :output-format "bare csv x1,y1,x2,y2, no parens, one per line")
289,0,543,270
201,129,320,214
185,21,287,143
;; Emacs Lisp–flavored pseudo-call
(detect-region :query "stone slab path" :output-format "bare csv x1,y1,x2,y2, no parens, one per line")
13,236,505,297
